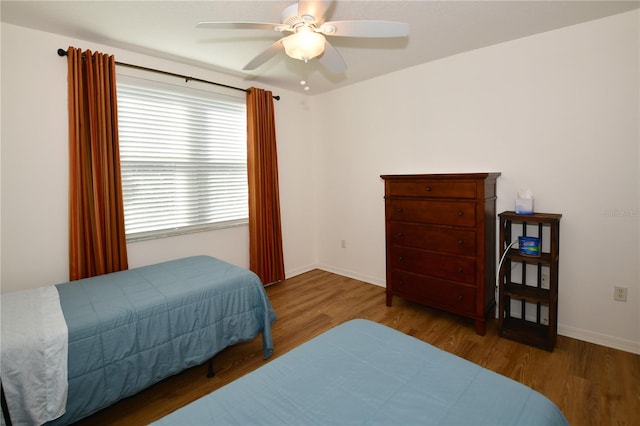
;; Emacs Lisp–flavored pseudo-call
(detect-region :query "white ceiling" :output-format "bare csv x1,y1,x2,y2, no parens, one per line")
2,1,638,95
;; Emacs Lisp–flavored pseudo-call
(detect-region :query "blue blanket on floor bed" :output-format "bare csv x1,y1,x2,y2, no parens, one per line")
48,255,276,425
154,319,568,426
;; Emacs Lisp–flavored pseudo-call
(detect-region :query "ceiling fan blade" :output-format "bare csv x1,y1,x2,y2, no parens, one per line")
297,0,333,23
243,40,284,70
318,40,346,74
321,20,409,37
197,21,285,31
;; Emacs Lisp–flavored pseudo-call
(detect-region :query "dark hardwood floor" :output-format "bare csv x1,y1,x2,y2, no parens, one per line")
77,269,640,425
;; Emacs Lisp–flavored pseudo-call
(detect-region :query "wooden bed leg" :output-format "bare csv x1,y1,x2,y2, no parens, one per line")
207,359,215,378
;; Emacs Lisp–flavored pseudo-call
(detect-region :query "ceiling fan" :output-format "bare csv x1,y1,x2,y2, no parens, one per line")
196,0,409,74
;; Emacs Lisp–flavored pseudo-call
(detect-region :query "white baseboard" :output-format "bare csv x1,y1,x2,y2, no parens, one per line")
284,263,320,279
285,263,385,287
314,264,385,287
284,265,640,355
559,324,640,355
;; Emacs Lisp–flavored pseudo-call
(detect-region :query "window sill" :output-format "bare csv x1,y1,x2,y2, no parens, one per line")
126,219,248,243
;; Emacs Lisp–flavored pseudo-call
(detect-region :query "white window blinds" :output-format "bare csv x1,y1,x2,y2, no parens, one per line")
117,79,248,241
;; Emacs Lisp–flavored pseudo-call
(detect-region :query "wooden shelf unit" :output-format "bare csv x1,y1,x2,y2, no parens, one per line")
498,211,562,351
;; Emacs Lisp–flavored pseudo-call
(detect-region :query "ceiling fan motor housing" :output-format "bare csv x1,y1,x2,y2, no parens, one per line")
282,3,310,28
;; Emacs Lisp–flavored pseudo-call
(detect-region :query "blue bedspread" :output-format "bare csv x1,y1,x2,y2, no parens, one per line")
154,319,568,426
48,255,276,425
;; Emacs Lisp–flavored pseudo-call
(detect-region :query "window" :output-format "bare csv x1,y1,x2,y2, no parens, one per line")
117,77,248,241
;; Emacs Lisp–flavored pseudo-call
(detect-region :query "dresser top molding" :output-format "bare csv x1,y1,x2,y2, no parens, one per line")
380,172,501,181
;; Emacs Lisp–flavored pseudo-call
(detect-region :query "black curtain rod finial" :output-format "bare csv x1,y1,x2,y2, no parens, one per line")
56,47,280,101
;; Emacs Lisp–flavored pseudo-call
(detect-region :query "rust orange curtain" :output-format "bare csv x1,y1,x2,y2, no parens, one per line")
246,88,285,285
67,46,128,280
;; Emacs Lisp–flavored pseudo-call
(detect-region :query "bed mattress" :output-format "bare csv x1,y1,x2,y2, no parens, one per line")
49,255,276,425
154,319,568,425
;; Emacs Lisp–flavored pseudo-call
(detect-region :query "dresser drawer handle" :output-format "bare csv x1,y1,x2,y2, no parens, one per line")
399,281,405,287
457,211,464,216
397,232,403,237
425,186,432,192
399,256,404,261
457,295,463,301
457,239,463,246
457,267,463,273
396,207,403,213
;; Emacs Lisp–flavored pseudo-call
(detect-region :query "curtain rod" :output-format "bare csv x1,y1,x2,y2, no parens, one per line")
57,48,280,101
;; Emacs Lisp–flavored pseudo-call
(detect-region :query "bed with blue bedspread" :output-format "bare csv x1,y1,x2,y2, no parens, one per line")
1,255,276,426
154,319,568,426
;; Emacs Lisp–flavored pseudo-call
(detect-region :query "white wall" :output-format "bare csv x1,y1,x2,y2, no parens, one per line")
0,23,317,292
313,10,639,354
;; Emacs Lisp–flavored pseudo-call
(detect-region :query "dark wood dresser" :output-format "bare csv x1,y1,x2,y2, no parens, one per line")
381,173,501,335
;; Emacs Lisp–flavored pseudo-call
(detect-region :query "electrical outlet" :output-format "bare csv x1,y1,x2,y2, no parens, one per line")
614,286,628,302
341,239,346,249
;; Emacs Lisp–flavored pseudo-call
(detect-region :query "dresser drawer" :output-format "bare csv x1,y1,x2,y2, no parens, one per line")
386,180,477,199
389,247,476,284
390,271,476,314
389,222,476,256
389,199,476,227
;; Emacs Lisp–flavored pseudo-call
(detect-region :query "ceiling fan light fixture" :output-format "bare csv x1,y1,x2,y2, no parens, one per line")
282,27,325,61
